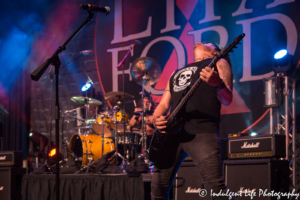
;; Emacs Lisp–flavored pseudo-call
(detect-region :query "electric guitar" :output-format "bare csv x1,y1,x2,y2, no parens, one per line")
148,33,245,163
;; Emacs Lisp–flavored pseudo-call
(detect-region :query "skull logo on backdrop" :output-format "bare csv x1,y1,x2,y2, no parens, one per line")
173,67,198,92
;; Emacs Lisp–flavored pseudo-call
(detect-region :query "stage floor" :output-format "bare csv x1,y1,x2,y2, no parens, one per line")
22,173,149,200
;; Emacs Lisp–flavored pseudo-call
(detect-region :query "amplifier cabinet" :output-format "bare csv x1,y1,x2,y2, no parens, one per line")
228,134,285,159
0,151,23,167
0,167,26,200
223,159,289,200
174,162,210,200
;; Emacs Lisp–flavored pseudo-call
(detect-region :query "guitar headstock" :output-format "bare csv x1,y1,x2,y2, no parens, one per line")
219,33,245,58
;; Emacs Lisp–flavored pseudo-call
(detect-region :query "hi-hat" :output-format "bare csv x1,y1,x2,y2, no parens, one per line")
74,125,92,129
71,96,102,105
131,57,161,86
104,91,134,104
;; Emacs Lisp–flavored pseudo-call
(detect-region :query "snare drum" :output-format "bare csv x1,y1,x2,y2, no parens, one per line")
69,133,115,166
110,111,129,132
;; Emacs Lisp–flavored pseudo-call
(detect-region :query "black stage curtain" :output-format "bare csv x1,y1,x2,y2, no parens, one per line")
22,174,144,200
0,69,31,158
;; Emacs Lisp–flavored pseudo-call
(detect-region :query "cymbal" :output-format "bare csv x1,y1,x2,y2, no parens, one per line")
74,125,92,129
71,96,102,106
131,57,161,86
104,91,134,104
133,110,154,116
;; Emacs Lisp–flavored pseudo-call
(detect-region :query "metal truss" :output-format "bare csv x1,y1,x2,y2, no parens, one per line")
269,76,298,194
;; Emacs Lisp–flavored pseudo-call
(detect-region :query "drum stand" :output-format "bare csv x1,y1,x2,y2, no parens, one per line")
140,77,149,161
108,106,126,172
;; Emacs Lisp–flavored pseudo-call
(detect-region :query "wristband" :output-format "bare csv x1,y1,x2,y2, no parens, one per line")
152,116,159,128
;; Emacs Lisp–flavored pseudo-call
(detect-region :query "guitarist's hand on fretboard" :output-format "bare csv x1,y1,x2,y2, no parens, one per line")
153,116,168,133
199,66,222,87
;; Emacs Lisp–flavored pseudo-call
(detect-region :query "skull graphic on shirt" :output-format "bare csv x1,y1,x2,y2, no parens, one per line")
178,71,192,86
173,67,198,92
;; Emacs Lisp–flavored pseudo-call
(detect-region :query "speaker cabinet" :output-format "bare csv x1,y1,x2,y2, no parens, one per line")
174,161,210,200
223,159,289,200
0,167,26,200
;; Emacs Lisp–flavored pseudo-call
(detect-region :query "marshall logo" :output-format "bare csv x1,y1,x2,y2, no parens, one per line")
0,186,3,190
185,187,201,193
0,156,6,160
238,187,256,194
241,142,260,149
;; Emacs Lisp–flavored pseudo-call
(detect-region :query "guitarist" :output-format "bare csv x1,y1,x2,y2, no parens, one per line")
151,42,233,200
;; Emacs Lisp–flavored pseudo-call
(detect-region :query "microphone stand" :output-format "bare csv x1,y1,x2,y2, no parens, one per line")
117,41,137,170
30,12,95,200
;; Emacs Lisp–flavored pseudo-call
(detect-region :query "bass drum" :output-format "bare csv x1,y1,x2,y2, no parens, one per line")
69,133,115,166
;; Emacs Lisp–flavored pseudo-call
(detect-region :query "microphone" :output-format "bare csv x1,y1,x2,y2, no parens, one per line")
80,4,110,15
134,40,142,45
80,50,92,55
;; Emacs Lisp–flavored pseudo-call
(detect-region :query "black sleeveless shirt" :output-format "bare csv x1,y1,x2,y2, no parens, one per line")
169,59,221,134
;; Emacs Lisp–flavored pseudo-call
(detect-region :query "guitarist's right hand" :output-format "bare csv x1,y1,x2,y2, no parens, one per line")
154,116,168,133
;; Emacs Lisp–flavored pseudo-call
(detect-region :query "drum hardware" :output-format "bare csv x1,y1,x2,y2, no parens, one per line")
108,105,126,167
130,57,161,159
103,91,135,168
70,96,100,128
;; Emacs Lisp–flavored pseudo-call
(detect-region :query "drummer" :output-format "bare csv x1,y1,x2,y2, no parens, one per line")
126,95,155,144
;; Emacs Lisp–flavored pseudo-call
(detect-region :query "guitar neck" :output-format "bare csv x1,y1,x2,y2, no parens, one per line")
166,33,245,124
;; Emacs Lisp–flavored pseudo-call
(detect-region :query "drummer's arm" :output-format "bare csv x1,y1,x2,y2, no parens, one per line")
127,108,141,131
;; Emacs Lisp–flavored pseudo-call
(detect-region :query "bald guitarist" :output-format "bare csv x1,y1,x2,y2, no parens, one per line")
150,42,233,200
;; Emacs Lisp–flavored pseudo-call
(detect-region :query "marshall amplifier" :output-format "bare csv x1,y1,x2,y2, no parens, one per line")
0,151,23,167
0,167,26,200
228,134,285,159
223,159,289,200
174,161,210,200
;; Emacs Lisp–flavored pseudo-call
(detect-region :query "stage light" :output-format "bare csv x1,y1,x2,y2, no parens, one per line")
250,132,257,136
81,82,91,92
274,49,287,59
81,79,95,99
28,131,48,155
272,49,291,74
49,148,56,157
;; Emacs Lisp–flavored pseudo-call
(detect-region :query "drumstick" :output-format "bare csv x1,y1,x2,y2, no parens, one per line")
133,100,137,107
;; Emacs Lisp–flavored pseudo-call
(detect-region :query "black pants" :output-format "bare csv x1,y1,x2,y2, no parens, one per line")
151,131,229,200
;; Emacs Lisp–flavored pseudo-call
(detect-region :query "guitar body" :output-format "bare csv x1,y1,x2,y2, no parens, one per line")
149,117,185,163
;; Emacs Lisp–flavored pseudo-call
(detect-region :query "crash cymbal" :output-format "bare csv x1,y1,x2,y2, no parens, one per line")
71,96,102,106
133,110,154,116
104,91,134,104
131,57,161,86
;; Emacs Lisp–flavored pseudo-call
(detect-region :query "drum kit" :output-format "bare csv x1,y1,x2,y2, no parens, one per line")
63,57,161,171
